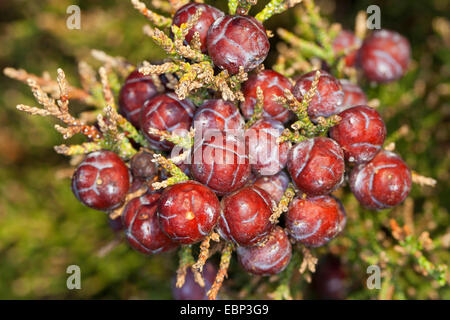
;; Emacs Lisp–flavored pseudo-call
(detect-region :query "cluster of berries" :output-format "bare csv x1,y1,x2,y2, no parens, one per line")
70,2,412,298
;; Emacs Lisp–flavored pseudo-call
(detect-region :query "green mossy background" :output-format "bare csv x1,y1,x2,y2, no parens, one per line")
0,0,448,299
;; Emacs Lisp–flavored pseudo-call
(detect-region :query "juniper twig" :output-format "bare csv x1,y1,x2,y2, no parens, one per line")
4,67,92,103
192,232,220,275
148,127,195,150
91,49,134,77
131,0,172,28
412,172,437,187
54,142,103,156
270,184,296,223
16,69,102,141
245,86,264,128
176,245,195,288
152,153,190,189
208,242,233,300
255,0,303,23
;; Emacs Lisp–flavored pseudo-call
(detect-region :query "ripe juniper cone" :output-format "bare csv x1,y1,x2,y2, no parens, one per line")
332,30,361,67
287,195,346,247
359,29,411,83
330,105,386,164
172,261,217,300
119,70,159,128
241,70,294,123
237,226,292,276
72,150,130,211
140,92,195,151
218,185,276,247
293,70,345,122
130,150,157,180
349,150,412,210
339,79,368,109
253,171,290,203
158,181,220,244
191,134,251,195
193,99,244,135
206,15,270,74
172,2,224,53
122,192,178,255
287,137,345,196
247,119,290,176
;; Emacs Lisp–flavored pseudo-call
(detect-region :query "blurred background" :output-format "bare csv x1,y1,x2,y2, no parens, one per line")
0,0,448,299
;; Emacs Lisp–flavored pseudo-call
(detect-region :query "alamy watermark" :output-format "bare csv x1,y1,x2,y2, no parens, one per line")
366,265,381,289
367,5,381,30
66,5,81,30
64,4,382,31
66,265,81,290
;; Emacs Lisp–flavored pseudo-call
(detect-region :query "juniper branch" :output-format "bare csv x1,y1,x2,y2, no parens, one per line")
208,242,233,300
54,142,102,156
411,172,437,187
131,0,172,28
91,49,134,77
151,153,190,189
255,0,303,23
16,69,101,141
4,67,92,103
245,86,264,128
176,245,195,288
148,128,195,149
270,184,295,223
